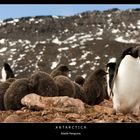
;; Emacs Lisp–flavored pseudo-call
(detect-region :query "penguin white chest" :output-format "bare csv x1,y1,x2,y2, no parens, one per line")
1,67,6,82
113,56,140,114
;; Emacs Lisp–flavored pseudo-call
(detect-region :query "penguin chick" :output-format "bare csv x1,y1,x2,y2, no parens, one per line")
53,75,75,97
83,69,108,105
29,71,58,97
50,64,71,78
112,46,140,115
0,81,11,110
73,82,87,103
74,75,85,87
4,78,30,110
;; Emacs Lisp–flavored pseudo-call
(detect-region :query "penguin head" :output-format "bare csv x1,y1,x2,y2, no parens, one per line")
122,46,140,59
74,75,85,86
3,63,11,71
58,64,71,72
94,69,108,79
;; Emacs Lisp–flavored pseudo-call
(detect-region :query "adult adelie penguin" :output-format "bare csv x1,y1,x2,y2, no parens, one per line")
50,64,71,78
83,69,108,105
112,46,140,115
1,63,14,82
106,58,116,98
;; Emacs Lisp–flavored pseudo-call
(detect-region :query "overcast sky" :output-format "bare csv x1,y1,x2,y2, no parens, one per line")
0,4,140,20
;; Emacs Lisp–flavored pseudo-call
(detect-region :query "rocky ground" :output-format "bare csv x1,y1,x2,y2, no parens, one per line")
1,98,140,123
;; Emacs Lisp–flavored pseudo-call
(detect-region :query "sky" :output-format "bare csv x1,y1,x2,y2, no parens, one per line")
0,4,140,20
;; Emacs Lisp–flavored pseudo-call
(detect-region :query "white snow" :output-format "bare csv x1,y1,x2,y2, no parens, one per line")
29,18,35,22
96,28,103,36
71,58,76,61
82,74,87,78
104,54,108,57
0,47,7,53
18,39,23,43
74,23,78,26
112,29,120,34
96,37,103,40
90,66,95,70
9,41,16,46
58,47,69,52
122,22,126,28
108,14,112,17
78,34,92,40
86,61,90,64
52,16,59,19
105,44,109,48
69,61,76,66
128,23,136,29
52,37,62,45
115,36,137,43
51,62,58,69
71,44,79,48
137,20,140,25
95,56,101,60
66,35,76,41
79,14,82,18
80,51,91,59
0,39,6,44
10,48,17,52
64,29,69,33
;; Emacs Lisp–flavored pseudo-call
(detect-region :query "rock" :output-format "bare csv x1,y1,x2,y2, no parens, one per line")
50,117,69,123
3,114,23,123
21,93,86,114
91,105,113,115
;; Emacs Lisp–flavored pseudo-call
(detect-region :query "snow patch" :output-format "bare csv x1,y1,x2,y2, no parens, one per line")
0,47,7,53
51,62,58,69
69,61,76,66
52,37,62,45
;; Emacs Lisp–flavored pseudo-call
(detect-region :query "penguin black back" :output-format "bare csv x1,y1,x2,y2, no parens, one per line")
83,69,108,105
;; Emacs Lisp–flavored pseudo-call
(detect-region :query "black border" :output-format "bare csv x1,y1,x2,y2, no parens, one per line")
0,0,139,4
0,1,140,138
0,123,140,137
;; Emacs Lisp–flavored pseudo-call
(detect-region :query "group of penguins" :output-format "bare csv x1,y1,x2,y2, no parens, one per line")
0,45,140,116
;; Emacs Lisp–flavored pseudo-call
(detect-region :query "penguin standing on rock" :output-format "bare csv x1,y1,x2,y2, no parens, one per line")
83,69,108,105
112,46,140,115
1,63,14,82
50,64,71,78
